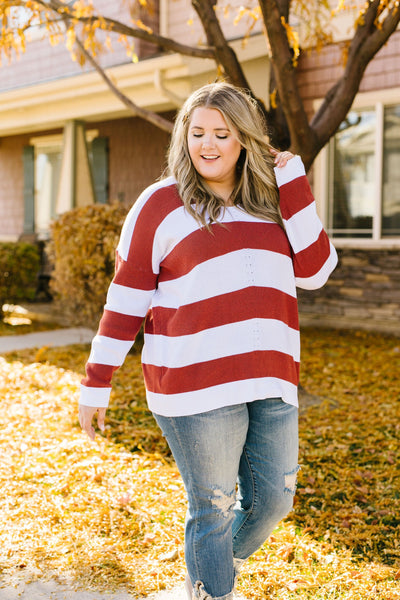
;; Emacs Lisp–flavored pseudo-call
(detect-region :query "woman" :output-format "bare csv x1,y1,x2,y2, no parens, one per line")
79,82,337,600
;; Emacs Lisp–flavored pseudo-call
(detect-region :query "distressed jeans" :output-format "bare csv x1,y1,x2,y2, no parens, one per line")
153,398,299,600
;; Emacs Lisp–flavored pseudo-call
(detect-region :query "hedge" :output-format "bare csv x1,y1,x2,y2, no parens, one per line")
48,203,128,328
0,242,41,316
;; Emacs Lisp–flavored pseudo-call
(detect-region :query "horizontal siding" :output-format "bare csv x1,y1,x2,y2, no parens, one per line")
90,113,173,207
0,0,159,92
296,30,400,118
166,0,262,46
165,0,365,48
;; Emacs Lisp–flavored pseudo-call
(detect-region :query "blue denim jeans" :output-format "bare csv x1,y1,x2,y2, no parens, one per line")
153,398,299,600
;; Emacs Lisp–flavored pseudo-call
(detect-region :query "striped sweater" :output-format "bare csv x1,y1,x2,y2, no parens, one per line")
80,156,337,416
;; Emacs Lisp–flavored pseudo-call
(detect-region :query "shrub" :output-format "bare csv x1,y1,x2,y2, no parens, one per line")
0,242,41,316
48,203,128,328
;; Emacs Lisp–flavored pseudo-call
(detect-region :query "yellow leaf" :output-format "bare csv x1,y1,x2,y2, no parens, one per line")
66,27,76,52
281,16,300,64
135,19,153,34
233,7,247,26
270,88,277,110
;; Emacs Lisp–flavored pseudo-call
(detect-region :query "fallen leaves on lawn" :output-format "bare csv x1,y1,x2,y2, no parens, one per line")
0,327,399,599
297,329,400,565
0,349,184,597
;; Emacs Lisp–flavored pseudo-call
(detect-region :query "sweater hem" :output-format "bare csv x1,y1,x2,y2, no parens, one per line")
147,378,298,417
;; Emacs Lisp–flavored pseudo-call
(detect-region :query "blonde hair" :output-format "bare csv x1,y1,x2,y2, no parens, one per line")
167,82,283,228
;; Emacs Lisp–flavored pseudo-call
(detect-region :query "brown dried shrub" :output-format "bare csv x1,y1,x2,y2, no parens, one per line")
48,203,128,328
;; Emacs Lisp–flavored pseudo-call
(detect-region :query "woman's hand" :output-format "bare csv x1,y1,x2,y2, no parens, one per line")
270,148,295,168
79,404,106,440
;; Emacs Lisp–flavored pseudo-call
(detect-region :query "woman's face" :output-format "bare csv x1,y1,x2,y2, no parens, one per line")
187,106,242,196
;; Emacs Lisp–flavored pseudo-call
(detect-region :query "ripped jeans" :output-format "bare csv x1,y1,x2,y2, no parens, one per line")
153,398,299,600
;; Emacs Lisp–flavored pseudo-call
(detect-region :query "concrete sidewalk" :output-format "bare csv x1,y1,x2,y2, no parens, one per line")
0,578,189,599
0,327,95,353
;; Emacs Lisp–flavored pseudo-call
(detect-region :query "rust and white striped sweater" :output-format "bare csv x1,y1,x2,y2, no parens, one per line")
80,156,337,416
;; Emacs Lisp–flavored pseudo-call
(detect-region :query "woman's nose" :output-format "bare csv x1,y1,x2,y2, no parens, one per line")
202,134,214,148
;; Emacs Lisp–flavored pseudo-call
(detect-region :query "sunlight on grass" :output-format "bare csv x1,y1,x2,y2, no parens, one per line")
0,304,60,335
3,316,32,326
0,329,399,598
2,303,31,325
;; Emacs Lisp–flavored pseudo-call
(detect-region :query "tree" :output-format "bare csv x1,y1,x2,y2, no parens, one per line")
1,0,399,170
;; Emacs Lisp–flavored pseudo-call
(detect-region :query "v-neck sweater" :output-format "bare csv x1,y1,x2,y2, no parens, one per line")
80,156,337,416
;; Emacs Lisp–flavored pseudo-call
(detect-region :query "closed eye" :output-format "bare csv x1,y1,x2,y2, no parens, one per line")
192,133,228,140
190,132,230,139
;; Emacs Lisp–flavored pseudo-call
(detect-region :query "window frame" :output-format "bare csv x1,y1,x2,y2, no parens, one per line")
28,128,99,239
314,86,400,249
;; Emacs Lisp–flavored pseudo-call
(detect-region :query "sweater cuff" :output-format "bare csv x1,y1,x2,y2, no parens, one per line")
274,155,305,188
79,384,111,408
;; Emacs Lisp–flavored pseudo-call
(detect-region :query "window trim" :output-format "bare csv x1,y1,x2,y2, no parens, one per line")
28,128,99,239
314,86,400,248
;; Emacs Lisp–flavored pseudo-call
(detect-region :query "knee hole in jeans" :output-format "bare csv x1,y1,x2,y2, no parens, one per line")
284,465,300,495
210,486,236,518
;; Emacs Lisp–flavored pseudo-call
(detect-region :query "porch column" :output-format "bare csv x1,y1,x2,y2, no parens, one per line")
56,120,95,215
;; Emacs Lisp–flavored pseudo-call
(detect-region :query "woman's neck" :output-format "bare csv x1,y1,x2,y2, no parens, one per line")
208,183,236,205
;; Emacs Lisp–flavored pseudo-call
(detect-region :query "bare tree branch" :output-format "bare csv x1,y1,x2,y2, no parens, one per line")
29,0,176,134
275,0,290,21
41,0,216,59
79,14,216,59
191,0,252,89
265,0,291,148
74,38,174,134
311,0,400,158
258,0,316,156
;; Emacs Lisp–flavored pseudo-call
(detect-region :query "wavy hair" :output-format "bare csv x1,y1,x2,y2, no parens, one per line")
167,82,283,228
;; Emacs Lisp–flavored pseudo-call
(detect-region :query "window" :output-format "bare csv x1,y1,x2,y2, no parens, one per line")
35,143,62,239
24,127,107,240
325,99,400,242
382,105,400,236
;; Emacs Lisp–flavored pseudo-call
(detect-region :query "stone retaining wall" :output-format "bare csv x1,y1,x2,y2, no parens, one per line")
298,248,400,335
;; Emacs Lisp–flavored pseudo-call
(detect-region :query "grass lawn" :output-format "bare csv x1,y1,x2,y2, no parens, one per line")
0,327,399,599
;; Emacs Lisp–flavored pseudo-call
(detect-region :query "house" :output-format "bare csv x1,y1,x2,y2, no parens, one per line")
0,1,399,333
296,20,400,334
0,0,269,240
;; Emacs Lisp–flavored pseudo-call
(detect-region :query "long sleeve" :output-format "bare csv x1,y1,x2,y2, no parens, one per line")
79,177,180,408
274,155,338,290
